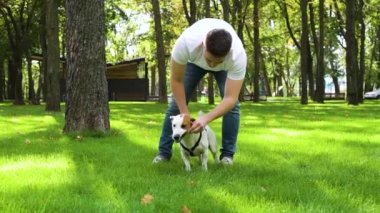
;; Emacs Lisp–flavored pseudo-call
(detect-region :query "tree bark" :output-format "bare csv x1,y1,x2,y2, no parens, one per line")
345,0,359,105
13,53,24,105
253,0,260,102
220,0,230,23
300,0,309,104
7,58,15,100
64,0,110,133
27,53,38,104
0,58,4,101
150,65,156,97
315,0,325,103
39,3,48,102
357,0,365,102
151,0,167,104
308,1,317,100
182,0,197,26
45,0,61,111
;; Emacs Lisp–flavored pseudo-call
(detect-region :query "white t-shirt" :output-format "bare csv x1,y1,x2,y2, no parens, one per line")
171,18,247,80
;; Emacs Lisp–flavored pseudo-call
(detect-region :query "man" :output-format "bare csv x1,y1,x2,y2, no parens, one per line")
152,18,247,165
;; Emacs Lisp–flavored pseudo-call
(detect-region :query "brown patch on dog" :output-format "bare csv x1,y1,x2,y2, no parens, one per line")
182,114,192,129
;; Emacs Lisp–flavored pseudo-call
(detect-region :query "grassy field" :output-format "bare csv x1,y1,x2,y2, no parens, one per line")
0,99,379,212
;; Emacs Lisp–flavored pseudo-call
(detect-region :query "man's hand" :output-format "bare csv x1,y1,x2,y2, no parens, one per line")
188,115,208,133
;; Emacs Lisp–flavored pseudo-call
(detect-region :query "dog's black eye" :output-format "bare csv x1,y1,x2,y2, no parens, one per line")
173,124,176,128
181,124,186,128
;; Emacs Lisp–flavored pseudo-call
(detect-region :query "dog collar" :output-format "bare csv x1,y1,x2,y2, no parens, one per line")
180,132,202,156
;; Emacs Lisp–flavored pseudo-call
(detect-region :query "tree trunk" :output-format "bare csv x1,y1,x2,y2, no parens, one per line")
283,0,301,50
45,0,61,111
151,0,167,104
332,75,340,94
357,0,365,103
182,0,197,26
315,0,325,103
64,0,110,133
39,4,48,102
207,74,215,104
27,54,38,104
253,0,260,102
345,0,359,105
7,58,15,100
150,65,156,96
13,53,24,105
309,1,318,101
0,58,4,101
262,56,271,96
300,0,309,104
220,0,230,23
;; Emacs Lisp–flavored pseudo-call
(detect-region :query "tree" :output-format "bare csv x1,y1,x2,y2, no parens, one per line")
300,0,309,104
45,0,61,111
63,0,110,133
0,57,4,102
345,0,359,105
151,0,168,104
253,0,260,102
0,0,39,105
183,0,197,25
314,0,325,103
357,0,365,102
0,20,8,102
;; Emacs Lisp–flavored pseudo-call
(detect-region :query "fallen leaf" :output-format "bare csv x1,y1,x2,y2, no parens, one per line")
260,186,267,192
181,205,191,213
140,193,154,205
186,180,198,187
25,139,31,144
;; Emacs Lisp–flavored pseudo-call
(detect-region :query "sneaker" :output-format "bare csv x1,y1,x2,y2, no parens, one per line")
220,157,233,165
152,155,169,164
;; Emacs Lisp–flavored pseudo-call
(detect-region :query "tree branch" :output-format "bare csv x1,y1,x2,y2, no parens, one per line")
281,0,301,50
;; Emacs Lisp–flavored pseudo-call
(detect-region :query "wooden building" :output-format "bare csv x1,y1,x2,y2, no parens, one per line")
106,58,148,101
31,55,149,101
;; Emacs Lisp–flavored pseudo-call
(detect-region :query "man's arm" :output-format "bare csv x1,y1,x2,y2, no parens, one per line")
189,78,243,133
170,59,189,115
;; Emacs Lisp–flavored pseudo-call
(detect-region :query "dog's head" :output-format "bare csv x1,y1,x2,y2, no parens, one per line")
169,114,195,142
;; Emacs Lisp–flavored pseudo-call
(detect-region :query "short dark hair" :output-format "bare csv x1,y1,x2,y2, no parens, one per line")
205,29,232,57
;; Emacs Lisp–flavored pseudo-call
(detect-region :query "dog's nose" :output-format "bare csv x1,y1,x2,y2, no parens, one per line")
173,134,180,142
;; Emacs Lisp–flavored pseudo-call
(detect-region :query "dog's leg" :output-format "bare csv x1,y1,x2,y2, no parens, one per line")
209,141,219,163
207,129,219,163
201,150,208,171
180,149,191,172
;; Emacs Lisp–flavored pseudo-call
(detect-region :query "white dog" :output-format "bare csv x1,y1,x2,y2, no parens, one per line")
170,113,219,171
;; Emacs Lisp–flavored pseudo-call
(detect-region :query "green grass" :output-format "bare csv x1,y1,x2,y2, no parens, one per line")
0,99,379,212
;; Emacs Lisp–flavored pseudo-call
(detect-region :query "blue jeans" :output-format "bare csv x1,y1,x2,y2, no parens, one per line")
157,63,240,159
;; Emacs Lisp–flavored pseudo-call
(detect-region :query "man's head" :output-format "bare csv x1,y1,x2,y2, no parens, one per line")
204,29,232,67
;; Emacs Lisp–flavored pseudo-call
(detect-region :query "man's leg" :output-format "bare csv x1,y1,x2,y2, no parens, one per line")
155,63,208,160
213,71,240,160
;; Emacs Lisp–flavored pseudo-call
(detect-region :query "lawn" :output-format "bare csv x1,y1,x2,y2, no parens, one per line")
0,100,379,212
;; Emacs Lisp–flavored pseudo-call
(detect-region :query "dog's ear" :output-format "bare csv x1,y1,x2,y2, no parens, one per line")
182,114,192,129
190,118,196,124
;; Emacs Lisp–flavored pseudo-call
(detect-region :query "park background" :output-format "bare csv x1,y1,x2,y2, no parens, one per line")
1,0,380,212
